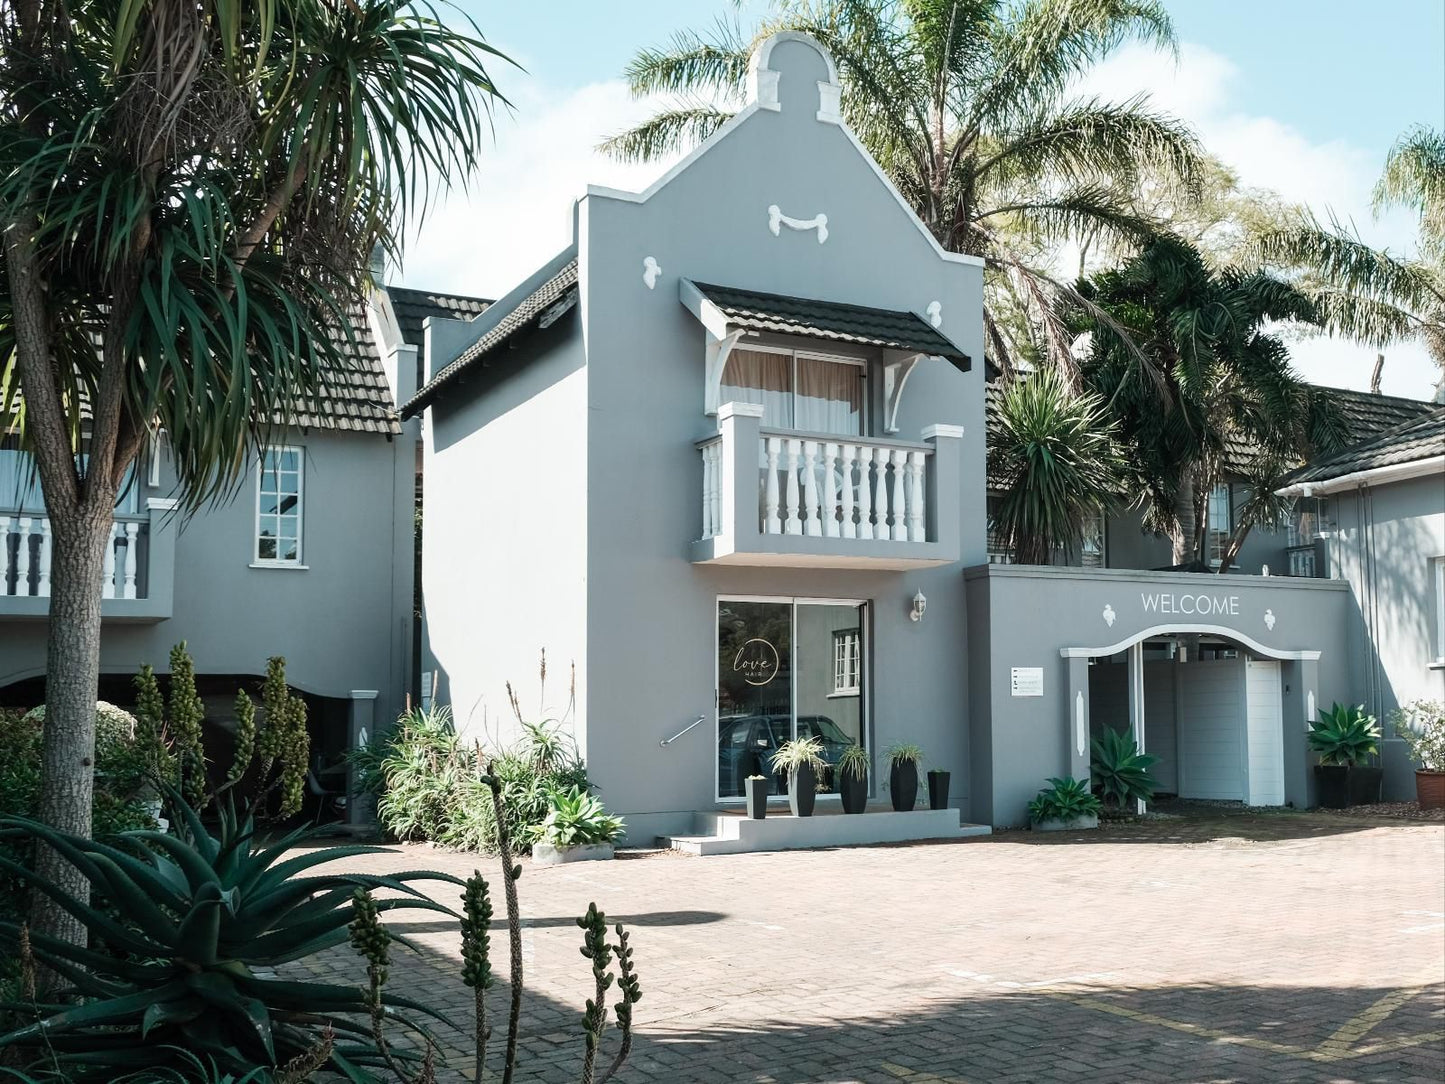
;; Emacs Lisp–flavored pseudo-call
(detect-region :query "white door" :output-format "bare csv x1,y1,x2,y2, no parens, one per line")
1245,660,1285,806
1177,658,1245,801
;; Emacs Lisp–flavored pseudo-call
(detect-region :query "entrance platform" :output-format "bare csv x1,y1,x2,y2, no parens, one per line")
660,804,991,855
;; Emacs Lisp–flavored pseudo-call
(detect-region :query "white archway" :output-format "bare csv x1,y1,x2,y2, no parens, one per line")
1060,623,1321,662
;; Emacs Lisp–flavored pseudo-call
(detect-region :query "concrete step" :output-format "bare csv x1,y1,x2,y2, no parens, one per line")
659,808,991,856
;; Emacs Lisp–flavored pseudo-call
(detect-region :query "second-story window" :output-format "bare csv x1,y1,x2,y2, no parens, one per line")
1206,483,1233,566
255,447,303,565
720,346,864,435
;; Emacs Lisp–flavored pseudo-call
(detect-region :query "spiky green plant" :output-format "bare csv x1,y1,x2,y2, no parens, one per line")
1027,776,1103,824
535,789,625,849
988,367,1125,565
460,872,495,1083
837,744,870,782
885,743,925,767
132,664,175,789
0,792,462,1080
770,736,828,778
227,690,257,786
1090,728,1159,808
168,643,207,808
1307,704,1381,767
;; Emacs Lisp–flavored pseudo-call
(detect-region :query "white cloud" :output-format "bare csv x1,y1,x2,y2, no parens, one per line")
1077,43,1438,400
394,78,680,300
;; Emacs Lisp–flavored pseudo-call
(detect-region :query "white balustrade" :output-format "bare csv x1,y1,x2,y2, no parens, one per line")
1,514,147,599
700,438,723,539
758,433,931,544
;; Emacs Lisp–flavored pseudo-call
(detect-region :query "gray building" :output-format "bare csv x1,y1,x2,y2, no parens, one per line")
405,32,1443,837
0,279,488,785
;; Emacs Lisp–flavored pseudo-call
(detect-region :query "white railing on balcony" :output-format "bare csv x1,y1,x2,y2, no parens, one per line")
2,514,148,599
702,432,931,542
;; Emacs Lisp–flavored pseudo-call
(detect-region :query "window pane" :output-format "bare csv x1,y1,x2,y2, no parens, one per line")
795,356,862,435
279,538,298,561
720,349,793,428
258,536,277,560
259,493,279,515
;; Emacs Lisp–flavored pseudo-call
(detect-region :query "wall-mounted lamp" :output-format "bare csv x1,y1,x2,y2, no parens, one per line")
909,590,927,623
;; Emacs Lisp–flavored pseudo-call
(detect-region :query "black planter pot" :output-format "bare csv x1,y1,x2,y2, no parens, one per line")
839,771,868,814
1347,765,1383,806
745,776,768,820
889,761,918,812
789,763,817,818
927,770,951,811
1315,764,1349,809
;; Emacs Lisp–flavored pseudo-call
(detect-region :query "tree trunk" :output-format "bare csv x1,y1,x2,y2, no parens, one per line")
30,503,114,951
1171,472,1196,566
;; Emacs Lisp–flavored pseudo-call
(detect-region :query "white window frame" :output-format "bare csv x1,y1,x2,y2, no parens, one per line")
1206,483,1234,567
252,445,306,569
832,628,862,696
720,343,868,436
1433,556,1445,666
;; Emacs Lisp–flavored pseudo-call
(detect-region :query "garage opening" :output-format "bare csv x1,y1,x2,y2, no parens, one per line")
1086,634,1289,809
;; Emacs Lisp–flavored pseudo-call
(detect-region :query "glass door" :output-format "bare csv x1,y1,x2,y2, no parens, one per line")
716,598,867,800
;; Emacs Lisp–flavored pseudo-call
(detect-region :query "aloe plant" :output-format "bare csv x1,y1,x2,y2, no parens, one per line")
536,787,625,847
0,792,462,1080
1090,728,1159,808
1308,703,1381,766
1027,777,1102,824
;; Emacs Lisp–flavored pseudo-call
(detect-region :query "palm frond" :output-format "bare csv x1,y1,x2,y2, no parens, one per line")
598,106,735,163
1373,124,1445,247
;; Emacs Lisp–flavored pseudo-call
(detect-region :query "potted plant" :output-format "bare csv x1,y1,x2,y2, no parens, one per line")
770,736,827,818
1090,728,1158,812
1392,699,1445,810
1308,703,1381,808
927,767,951,810
885,743,923,812
1027,777,1102,831
530,785,625,865
837,745,869,814
744,774,769,819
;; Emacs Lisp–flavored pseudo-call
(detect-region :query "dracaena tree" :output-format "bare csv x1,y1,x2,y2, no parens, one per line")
0,0,509,951
602,0,1206,375
1074,236,1347,569
1252,125,1445,401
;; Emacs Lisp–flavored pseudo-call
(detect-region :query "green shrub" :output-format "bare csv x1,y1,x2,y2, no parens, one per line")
356,707,591,854
0,793,459,1080
534,786,625,848
1027,777,1102,823
1308,703,1381,766
837,744,870,781
1392,699,1445,771
1090,728,1159,808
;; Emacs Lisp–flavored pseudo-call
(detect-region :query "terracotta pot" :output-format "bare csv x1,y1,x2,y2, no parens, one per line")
1416,770,1445,810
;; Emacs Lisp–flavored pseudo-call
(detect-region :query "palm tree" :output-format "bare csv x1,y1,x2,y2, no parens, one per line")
602,0,1206,375
0,0,509,951
987,367,1125,565
1075,237,1347,569
1253,126,1445,400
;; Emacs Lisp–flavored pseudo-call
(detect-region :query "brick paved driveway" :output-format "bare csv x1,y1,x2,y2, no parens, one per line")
297,812,1445,1083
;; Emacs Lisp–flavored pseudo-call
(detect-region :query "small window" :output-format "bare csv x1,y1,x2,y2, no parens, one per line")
1434,557,1445,665
832,628,862,696
720,346,865,436
255,447,303,565
1206,483,1233,566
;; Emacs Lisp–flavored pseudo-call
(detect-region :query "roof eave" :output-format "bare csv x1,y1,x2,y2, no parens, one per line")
1276,453,1445,496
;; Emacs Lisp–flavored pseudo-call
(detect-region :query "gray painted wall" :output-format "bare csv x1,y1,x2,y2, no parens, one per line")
0,428,415,726
964,564,1351,826
1321,471,1445,797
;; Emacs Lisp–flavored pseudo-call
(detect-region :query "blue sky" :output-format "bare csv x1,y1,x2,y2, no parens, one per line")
409,1,1445,397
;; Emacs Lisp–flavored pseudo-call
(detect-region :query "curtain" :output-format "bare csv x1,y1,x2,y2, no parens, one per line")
720,348,793,427
795,356,862,435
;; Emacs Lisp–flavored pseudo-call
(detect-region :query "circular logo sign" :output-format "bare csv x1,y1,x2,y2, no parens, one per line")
733,638,780,686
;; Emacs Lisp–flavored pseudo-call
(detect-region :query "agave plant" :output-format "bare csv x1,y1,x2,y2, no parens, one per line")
0,793,463,1080
536,787,626,848
1027,777,1103,824
1308,704,1381,766
1090,728,1159,809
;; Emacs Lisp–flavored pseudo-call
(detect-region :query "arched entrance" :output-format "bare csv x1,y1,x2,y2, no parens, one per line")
1060,625,1321,812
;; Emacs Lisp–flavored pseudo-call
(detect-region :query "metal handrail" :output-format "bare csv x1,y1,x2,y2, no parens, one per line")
660,715,706,747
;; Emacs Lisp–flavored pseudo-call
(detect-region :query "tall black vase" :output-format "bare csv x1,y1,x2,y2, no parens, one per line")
927,770,951,810
839,771,868,814
745,776,769,819
789,764,817,817
889,761,918,811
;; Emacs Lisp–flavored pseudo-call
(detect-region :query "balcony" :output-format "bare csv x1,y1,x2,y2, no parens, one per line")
692,401,962,569
0,498,177,621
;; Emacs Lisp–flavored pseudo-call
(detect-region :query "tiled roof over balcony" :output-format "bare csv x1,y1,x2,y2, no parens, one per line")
690,281,972,369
